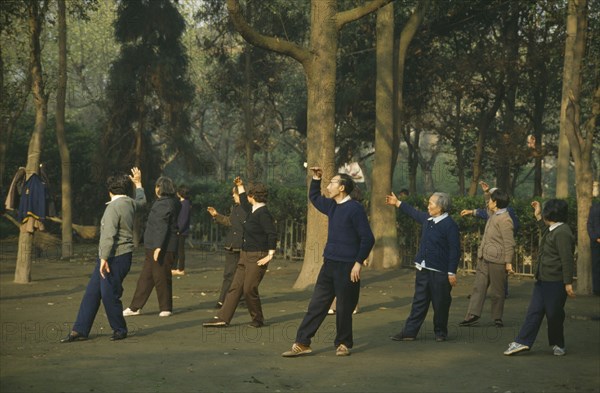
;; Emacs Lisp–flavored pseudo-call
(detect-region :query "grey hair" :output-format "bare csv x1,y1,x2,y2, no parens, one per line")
432,192,451,213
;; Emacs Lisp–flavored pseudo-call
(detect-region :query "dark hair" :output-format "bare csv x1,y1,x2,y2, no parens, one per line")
155,176,176,197
106,174,130,195
542,199,568,223
399,188,409,196
337,173,355,196
247,183,268,203
177,185,190,199
491,189,510,209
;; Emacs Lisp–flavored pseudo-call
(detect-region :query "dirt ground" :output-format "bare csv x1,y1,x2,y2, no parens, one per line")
1,241,599,393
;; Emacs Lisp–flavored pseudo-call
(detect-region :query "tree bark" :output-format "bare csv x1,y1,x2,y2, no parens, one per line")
56,0,72,259
15,0,48,284
370,3,398,269
226,0,392,288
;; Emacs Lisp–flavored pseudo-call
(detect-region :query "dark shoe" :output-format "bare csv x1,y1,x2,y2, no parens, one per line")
248,320,264,328
459,315,480,327
214,302,223,309
110,331,127,341
435,336,447,342
390,332,415,341
203,317,228,327
494,319,504,328
60,331,87,343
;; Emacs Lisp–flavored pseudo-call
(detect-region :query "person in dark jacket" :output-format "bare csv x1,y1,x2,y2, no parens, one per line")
204,177,277,328
61,168,146,342
207,186,247,308
172,185,192,276
282,167,374,357
504,199,576,356
123,176,180,318
386,190,460,342
588,202,600,295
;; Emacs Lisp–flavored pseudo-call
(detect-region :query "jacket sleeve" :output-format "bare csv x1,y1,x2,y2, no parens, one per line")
309,179,334,214
499,215,516,264
151,201,172,249
259,210,278,250
239,191,252,213
556,227,575,284
213,213,232,227
177,200,191,233
474,209,489,220
398,202,429,225
134,188,147,210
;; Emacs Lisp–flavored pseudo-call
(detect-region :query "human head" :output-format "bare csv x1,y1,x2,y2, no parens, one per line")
155,176,176,198
177,185,190,200
542,199,568,223
247,183,268,203
106,173,130,196
428,192,451,217
327,173,355,201
490,188,510,209
399,189,409,197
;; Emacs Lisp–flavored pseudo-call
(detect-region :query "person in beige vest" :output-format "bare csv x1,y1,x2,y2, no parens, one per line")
460,188,515,327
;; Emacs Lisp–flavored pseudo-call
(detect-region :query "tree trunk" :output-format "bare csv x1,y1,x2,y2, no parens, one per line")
243,44,256,181
15,1,48,284
370,3,398,269
56,0,72,259
454,94,465,196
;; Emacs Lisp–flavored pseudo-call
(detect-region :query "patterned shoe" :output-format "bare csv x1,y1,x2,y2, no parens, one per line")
504,342,530,355
282,343,312,357
552,345,566,356
336,344,351,356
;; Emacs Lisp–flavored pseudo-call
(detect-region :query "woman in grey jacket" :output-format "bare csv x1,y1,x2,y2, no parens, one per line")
123,176,180,317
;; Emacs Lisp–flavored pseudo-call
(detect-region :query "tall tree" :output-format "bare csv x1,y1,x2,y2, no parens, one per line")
226,0,392,288
55,0,72,258
562,0,596,295
15,0,50,284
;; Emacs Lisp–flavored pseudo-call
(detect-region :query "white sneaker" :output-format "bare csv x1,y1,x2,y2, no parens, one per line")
553,345,566,356
504,341,529,355
159,311,172,317
123,308,141,316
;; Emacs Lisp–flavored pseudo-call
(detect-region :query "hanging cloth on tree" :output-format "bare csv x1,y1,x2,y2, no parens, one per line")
17,173,49,231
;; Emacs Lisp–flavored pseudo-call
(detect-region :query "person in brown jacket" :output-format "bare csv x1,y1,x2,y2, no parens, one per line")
460,188,515,327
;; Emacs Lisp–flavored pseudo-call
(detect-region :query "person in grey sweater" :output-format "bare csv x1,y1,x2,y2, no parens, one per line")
504,199,576,356
61,167,146,342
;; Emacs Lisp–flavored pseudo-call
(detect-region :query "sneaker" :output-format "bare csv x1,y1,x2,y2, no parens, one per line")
282,343,312,357
459,315,480,327
159,311,172,317
328,309,336,315
123,308,141,316
504,342,530,355
435,335,447,342
336,344,351,356
171,269,185,276
203,317,228,327
553,345,566,356
494,319,504,328
390,332,415,341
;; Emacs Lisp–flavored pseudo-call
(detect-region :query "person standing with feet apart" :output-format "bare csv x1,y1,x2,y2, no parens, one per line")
203,176,277,328
61,168,146,343
282,167,374,357
385,191,460,342
504,199,575,356
123,176,180,318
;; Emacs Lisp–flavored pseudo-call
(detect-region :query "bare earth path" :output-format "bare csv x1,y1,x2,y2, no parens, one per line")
1,242,599,392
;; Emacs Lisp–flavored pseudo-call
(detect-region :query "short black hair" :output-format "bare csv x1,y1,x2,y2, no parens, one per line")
248,183,268,203
337,173,355,196
491,189,510,209
177,185,190,199
106,174,130,195
399,188,409,196
542,199,568,223
155,176,176,197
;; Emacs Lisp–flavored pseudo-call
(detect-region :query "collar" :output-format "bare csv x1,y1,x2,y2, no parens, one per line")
336,195,352,204
106,194,126,205
549,222,564,231
428,212,448,223
495,208,507,215
252,202,266,213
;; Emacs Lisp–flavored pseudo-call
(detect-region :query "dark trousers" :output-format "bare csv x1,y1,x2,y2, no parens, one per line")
72,253,132,336
129,249,174,312
591,241,600,295
295,259,360,348
218,251,268,324
402,269,452,338
173,235,186,271
515,281,568,348
218,249,240,304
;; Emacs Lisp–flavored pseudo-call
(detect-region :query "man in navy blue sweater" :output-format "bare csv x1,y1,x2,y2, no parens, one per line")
282,167,374,357
386,191,460,342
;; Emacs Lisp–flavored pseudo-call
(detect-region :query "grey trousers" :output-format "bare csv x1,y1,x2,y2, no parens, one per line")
467,259,507,320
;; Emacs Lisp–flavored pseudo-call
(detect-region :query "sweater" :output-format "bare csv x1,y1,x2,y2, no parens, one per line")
143,196,181,252
238,192,277,252
177,199,192,236
535,220,574,284
98,188,147,260
309,179,374,264
399,202,460,274
477,210,515,264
